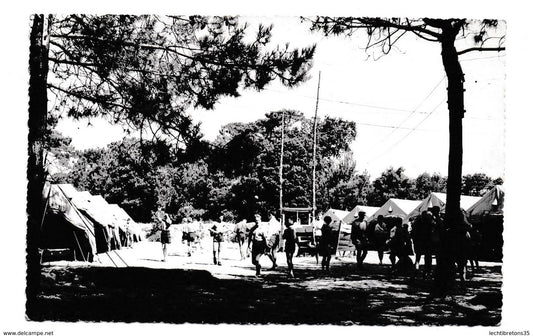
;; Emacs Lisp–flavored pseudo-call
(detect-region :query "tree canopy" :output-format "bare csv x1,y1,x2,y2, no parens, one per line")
45,15,316,146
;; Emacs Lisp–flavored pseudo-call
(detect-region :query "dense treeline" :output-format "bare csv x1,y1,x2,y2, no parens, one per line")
46,112,502,223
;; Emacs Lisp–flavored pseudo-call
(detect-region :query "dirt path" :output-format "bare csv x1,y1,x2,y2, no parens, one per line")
29,241,502,325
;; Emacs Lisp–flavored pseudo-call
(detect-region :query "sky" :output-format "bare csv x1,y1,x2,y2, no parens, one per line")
55,16,506,179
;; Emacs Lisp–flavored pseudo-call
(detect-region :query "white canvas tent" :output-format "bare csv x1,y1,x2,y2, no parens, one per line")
343,205,380,224
41,183,97,261
54,184,125,253
322,209,349,231
465,185,505,261
320,209,349,254
466,185,505,220
368,198,422,222
92,195,135,248
108,204,144,241
66,191,122,252
406,192,482,220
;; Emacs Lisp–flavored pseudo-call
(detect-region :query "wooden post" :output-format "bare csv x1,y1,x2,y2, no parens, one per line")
279,110,285,222
312,72,321,227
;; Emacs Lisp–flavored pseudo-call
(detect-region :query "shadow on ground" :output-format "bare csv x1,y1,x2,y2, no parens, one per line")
28,263,501,325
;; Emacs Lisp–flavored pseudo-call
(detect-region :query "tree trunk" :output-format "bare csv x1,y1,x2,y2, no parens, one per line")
27,14,49,318
435,25,464,295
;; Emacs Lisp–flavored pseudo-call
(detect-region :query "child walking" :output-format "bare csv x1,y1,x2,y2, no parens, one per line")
282,219,297,277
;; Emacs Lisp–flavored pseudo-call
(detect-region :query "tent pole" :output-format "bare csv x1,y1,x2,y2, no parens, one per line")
72,231,87,262
40,186,51,230
112,250,129,267
101,227,119,267
106,252,118,267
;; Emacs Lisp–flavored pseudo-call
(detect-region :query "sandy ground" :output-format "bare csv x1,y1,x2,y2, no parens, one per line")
30,238,503,325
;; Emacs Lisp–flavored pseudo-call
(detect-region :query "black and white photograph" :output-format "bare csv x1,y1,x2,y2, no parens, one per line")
1,1,532,335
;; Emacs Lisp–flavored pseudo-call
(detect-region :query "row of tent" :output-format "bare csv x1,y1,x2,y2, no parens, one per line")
323,185,504,226
319,185,504,259
40,183,144,263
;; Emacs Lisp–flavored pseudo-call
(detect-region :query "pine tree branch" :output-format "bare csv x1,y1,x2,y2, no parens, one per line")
47,83,129,110
457,47,506,56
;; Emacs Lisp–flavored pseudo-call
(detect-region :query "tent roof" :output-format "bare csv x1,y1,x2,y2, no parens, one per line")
466,185,505,219
344,205,380,224
368,198,422,222
432,192,481,211
323,209,350,222
406,192,483,220
74,195,118,229
390,199,422,215
55,183,79,199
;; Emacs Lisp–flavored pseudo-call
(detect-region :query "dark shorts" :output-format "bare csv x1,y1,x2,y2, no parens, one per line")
413,239,432,254
318,243,332,257
252,240,267,255
161,230,171,244
285,243,296,254
182,232,197,243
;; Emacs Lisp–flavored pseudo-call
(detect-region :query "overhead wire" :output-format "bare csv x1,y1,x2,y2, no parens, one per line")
365,98,446,164
370,75,446,146
263,87,435,114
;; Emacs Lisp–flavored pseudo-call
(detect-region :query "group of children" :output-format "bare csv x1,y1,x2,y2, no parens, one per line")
156,207,467,279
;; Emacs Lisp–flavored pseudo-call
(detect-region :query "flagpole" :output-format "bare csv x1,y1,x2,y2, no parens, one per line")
279,110,285,225
312,72,321,228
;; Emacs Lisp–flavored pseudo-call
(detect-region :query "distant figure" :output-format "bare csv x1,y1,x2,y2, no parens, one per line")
181,217,197,257
467,226,482,273
387,217,413,274
373,215,388,265
411,211,434,275
430,205,444,246
209,216,225,265
430,206,445,278
248,214,269,276
319,216,334,272
351,211,369,269
455,212,476,282
126,218,134,248
282,218,297,277
265,214,280,270
234,220,249,260
159,212,172,262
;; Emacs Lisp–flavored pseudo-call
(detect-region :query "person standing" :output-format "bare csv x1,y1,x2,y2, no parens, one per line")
159,212,172,262
388,217,415,275
234,220,249,260
181,217,197,257
373,215,388,265
412,211,434,275
209,216,225,265
319,216,334,272
282,218,297,277
248,214,268,276
351,211,369,269
265,214,280,270
388,218,403,272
